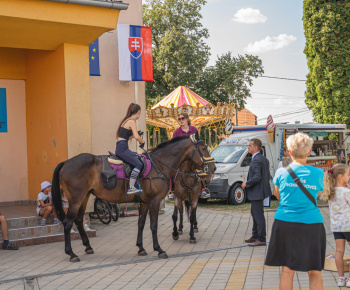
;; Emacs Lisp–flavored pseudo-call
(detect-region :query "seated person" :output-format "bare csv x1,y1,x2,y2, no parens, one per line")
0,210,18,250
62,191,92,232
37,181,60,226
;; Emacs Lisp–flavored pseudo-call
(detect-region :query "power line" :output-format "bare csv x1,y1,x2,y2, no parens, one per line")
251,92,305,99
273,111,311,122
258,75,307,82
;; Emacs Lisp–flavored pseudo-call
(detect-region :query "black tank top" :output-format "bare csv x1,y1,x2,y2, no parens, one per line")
118,119,133,139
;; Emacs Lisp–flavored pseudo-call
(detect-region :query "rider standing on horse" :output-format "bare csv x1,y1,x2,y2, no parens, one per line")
169,113,210,199
115,103,145,194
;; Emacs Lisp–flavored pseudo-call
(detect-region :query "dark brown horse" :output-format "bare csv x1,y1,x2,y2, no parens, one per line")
51,134,216,262
172,160,211,243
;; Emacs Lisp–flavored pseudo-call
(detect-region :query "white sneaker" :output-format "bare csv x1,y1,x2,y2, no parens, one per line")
70,229,75,234
338,277,346,287
346,278,350,287
127,187,138,194
40,219,46,226
84,224,92,231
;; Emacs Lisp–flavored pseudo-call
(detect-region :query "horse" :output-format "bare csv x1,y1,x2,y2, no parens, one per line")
171,159,209,244
51,134,216,262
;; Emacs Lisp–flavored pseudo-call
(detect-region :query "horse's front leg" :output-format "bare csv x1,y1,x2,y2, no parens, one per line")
172,199,179,240
149,199,168,259
178,201,184,235
189,206,197,244
193,206,198,233
63,214,80,262
136,203,149,256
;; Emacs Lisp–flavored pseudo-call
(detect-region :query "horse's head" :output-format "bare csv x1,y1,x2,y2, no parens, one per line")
188,133,216,185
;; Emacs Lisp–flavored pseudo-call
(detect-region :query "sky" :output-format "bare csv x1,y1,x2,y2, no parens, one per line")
200,0,312,125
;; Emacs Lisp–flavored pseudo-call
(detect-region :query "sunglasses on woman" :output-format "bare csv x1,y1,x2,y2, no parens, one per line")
178,117,185,121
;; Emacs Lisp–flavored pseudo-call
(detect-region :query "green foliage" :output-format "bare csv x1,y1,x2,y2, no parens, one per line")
303,0,350,126
196,52,264,107
143,0,210,99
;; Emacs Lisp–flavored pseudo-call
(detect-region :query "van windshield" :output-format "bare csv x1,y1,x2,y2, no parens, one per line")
211,145,247,163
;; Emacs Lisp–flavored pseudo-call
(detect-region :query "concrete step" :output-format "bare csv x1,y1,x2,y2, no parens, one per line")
0,215,96,248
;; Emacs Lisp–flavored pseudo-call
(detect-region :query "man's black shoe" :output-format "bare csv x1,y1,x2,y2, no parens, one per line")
3,242,18,250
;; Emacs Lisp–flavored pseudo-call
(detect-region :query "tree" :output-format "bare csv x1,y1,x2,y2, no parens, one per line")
143,0,210,100
303,0,350,126
196,52,264,108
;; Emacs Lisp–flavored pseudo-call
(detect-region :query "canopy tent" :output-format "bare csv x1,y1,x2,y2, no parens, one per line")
146,86,234,139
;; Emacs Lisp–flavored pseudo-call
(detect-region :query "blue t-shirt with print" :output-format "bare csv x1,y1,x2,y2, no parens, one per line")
273,163,324,224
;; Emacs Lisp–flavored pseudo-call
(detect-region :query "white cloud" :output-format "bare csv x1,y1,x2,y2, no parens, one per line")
244,34,297,53
232,8,267,24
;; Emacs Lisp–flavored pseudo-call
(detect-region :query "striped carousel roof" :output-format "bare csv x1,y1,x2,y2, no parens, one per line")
152,86,210,109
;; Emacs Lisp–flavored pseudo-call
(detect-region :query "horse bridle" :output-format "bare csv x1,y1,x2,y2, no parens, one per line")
143,134,214,182
189,134,215,179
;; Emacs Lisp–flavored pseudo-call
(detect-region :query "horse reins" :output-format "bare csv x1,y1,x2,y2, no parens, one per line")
140,135,214,193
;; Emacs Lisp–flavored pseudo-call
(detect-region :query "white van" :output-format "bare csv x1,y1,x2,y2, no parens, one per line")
207,123,350,205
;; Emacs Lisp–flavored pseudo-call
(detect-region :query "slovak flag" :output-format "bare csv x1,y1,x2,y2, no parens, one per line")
117,24,153,81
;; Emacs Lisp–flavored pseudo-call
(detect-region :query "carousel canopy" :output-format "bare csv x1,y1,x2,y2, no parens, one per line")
147,86,234,138
152,86,209,109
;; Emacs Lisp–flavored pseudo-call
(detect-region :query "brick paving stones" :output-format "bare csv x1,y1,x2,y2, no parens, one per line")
0,205,346,289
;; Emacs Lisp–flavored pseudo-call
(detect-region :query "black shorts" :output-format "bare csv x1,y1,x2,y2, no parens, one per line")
333,232,350,242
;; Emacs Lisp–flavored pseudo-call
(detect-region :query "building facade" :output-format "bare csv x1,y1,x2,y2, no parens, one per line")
0,0,146,203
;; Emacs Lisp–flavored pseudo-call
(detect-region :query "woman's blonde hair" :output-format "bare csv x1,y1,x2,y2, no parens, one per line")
322,164,349,201
286,133,313,159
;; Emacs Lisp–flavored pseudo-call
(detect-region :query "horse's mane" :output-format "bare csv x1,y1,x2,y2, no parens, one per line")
149,135,190,153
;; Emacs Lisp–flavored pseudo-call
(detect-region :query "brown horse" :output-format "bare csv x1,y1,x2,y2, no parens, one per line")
51,134,216,262
172,160,208,243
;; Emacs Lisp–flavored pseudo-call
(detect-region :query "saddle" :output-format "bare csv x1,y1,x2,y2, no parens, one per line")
108,151,147,178
99,151,149,190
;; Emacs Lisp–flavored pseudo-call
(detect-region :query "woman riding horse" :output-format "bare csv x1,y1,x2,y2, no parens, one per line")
115,103,145,194
51,133,216,262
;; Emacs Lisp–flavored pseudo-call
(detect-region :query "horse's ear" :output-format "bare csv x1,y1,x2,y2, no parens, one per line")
190,134,196,144
195,131,199,141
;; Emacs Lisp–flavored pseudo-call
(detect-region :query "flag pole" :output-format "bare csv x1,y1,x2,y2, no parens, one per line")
135,81,139,150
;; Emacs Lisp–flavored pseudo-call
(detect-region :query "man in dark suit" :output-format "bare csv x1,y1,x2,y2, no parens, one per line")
242,138,272,247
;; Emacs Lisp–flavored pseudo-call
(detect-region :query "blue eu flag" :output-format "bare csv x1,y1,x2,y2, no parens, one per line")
89,39,100,76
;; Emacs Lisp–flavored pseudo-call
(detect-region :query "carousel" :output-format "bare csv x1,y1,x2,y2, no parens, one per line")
146,86,235,147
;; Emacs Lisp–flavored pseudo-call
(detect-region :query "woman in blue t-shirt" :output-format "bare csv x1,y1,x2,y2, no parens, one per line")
265,133,325,290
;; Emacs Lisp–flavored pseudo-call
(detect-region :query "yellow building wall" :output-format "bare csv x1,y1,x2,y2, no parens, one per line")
0,79,28,202
25,45,68,200
63,44,92,157
0,48,26,80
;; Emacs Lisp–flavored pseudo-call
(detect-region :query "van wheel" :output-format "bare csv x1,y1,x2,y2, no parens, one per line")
228,184,246,205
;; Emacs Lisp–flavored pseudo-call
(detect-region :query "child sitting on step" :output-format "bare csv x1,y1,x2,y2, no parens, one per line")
37,181,60,226
322,164,350,287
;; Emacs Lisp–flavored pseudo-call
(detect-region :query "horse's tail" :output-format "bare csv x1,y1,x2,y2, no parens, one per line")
185,200,190,221
52,161,65,221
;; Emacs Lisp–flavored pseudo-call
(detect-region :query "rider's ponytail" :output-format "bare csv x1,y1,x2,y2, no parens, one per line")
116,103,141,138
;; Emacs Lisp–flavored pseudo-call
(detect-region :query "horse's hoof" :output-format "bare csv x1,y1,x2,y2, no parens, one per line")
178,231,183,235
194,229,198,233
70,256,80,263
172,234,179,241
85,249,94,254
158,252,168,259
138,250,148,256
189,239,197,244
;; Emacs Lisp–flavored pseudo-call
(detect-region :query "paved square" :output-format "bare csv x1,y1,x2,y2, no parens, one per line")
0,204,345,289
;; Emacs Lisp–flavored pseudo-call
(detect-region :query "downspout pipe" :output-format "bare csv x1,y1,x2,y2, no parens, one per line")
45,0,129,10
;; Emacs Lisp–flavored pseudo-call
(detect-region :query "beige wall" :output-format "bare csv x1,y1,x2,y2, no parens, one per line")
0,79,28,202
90,0,146,155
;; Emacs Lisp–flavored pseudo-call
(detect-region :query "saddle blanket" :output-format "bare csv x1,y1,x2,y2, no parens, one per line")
110,155,151,180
